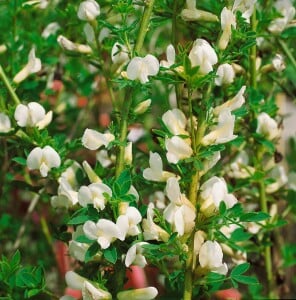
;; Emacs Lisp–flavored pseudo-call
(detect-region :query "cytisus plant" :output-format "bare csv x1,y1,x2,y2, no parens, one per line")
0,0,295,299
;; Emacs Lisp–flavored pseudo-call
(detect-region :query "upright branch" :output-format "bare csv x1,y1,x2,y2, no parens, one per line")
115,0,156,177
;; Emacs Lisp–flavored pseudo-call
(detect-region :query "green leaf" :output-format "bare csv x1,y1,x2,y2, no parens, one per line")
85,242,100,263
232,275,259,285
10,250,21,268
231,263,250,277
113,170,132,197
75,235,93,244
231,228,252,242
240,212,270,222
12,157,27,166
26,288,42,298
67,214,90,225
219,201,227,215
103,247,117,264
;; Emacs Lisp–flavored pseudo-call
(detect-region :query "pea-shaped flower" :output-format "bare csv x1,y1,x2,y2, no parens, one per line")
218,7,236,50
77,0,100,21
199,240,228,275
82,128,115,150
14,102,52,129
27,146,61,177
165,136,193,164
256,112,280,140
189,39,218,75
126,54,159,84
215,63,235,86
65,271,112,299
0,113,11,133
83,219,122,249
125,242,148,268
13,48,41,84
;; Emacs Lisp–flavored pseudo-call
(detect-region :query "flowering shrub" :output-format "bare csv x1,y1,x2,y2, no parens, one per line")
0,0,296,299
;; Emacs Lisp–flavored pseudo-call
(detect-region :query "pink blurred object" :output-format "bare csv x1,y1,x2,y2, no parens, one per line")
124,266,148,289
215,288,242,300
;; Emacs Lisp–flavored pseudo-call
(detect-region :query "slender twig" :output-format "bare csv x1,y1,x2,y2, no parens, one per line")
13,189,44,250
278,39,296,71
0,65,21,105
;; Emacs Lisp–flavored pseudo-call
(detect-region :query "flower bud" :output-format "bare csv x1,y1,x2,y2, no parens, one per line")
256,112,280,140
57,35,92,54
134,99,151,114
77,0,100,22
117,287,158,300
82,160,101,183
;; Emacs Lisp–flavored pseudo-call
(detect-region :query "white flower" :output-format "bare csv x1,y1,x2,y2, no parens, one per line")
165,136,193,164
57,35,92,54
78,182,112,210
192,230,205,270
117,287,158,300
215,63,235,86
164,177,196,236
125,242,148,268
199,241,228,275
142,203,169,242
149,191,166,210
134,99,151,114
200,176,237,216
27,146,61,177
117,206,142,240
266,165,288,193
162,108,189,136
51,179,78,209
232,0,257,22
96,150,115,168
126,54,159,84
202,109,237,145
127,127,145,142
268,0,295,33
42,22,60,38
13,48,41,84
143,152,176,182
82,128,115,150
83,219,122,249
68,226,98,262
77,0,100,21
188,39,218,75
65,271,111,299
227,151,255,179
111,42,129,65
256,112,280,140
14,102,52,129
0,113,11,133
272,54,286,72
213,86,246,115
218,7,236,50
181,0,218,22
160,44,175,68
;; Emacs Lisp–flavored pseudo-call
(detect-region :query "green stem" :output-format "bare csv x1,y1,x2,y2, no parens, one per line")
258,180,274,298
134,0,155,55
251,9,274,298
249,10,257,89
278,39,296,71
115,0,155,178
0,65,21,105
